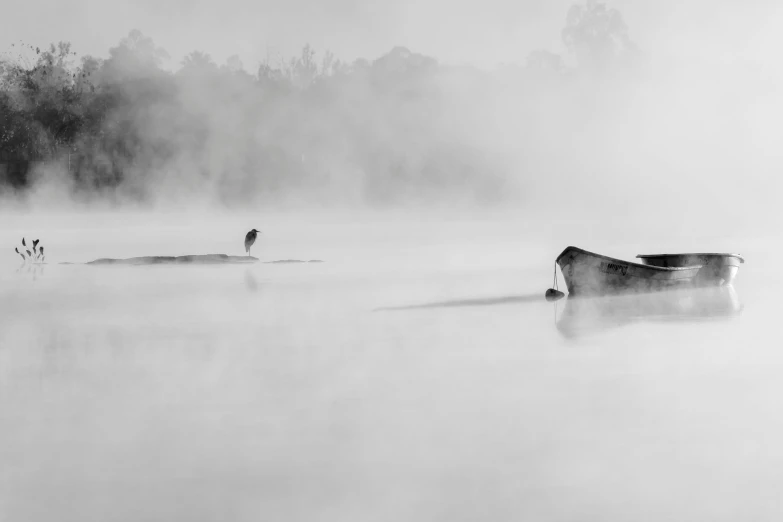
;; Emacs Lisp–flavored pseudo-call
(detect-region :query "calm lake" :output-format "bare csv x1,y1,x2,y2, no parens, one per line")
0,210,779,521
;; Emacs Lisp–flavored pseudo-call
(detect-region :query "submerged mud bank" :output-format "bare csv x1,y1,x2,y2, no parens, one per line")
59,255,325,265
264,259,324,264
78,254,259,265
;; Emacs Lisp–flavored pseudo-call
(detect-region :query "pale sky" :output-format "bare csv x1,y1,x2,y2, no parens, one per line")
1,0,781,71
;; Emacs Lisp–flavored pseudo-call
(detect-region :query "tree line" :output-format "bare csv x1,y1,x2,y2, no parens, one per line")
0,1,639,206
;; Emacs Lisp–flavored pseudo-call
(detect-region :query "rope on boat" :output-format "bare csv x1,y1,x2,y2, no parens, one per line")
545,261,565,302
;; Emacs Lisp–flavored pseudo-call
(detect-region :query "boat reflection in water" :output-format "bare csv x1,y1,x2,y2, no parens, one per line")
556,285,743,339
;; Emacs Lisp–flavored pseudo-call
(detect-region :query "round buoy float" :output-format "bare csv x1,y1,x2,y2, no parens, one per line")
545,288,565,301
545,260,566,301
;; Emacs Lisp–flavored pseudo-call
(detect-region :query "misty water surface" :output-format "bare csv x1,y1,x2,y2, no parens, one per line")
0,211,780,521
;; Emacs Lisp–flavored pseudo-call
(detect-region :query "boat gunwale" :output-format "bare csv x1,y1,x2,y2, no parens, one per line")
636,253,745,264
556,246,703,273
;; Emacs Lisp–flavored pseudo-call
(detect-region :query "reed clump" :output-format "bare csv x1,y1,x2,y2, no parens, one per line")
15,237,45,264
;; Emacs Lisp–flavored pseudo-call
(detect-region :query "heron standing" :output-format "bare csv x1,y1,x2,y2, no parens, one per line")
244,229,261,256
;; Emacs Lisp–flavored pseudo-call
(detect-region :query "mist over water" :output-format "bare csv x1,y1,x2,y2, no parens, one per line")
1,209,780,521
3,0,783,520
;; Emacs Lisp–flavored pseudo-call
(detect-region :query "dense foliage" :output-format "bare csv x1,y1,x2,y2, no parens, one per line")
0,1,638,206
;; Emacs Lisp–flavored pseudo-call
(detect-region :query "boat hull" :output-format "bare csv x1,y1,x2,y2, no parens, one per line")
636,253,744,286
556,246,703,296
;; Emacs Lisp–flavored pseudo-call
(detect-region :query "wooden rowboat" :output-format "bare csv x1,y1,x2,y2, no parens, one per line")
556,246,744,296
556,246,702,296
636,253,744,286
